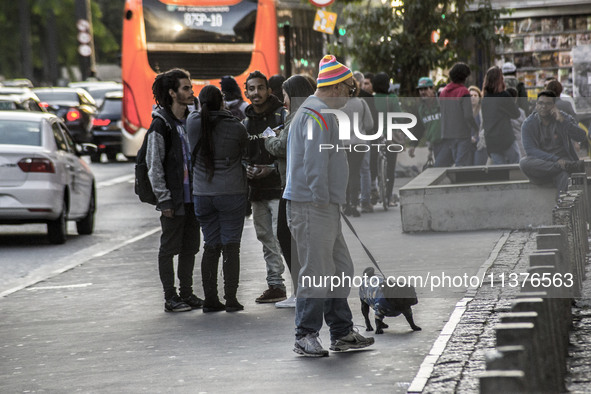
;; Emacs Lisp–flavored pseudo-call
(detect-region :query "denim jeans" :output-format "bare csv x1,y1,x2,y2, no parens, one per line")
473,147,488,165
437,138,474,167
252,199,285,290
519,156,570,192
489,141,520,165
287,201,354,341
193,194,246,246
360,152,371,204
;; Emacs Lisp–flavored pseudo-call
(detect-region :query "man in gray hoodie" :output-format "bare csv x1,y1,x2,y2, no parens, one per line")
284,55,374,357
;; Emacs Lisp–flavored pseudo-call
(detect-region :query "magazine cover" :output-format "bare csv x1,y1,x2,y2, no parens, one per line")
559,51,573,67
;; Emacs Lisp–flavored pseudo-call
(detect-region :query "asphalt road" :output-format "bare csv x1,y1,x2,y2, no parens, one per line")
1,158,505,392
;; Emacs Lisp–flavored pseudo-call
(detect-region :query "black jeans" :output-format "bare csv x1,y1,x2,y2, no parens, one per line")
385,150,398,203
158,203,200,300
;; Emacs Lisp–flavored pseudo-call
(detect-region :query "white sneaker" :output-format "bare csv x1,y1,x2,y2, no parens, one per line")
275,294,296,308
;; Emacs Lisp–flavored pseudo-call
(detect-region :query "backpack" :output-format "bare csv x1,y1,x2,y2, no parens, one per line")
134,130,158,205
134,118,172,205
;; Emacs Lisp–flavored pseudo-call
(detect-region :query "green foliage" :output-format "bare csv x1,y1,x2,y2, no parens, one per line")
0,0,122,84
332,0,509,96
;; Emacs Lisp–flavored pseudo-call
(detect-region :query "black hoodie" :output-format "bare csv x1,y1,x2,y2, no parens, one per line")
243,94,286,201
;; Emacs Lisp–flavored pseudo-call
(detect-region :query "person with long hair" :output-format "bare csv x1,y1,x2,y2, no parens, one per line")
187,85,249,313
481,66,521,164
264,74,315,308
146,68,202,313
469,85,487,165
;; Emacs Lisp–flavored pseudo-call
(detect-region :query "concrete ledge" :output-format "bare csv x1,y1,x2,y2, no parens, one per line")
400,165,557,232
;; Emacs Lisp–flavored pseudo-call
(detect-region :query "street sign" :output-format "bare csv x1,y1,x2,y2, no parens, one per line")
76,19,90,31
78,44,92,57
77,32,92,44
313,10,337,35
76,18,92,58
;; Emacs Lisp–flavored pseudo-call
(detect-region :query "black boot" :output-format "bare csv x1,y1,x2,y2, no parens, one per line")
201,244,225,313
222,243,243,312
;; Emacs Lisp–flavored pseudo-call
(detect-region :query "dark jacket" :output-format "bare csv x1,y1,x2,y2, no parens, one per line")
504,75,529,115
555,98,576,119
521,111,586,162
418,98,442,145
439,82,478,140
145,108,191,215
374,92,403,143
243,94,286,201
482,90,520,154
187,110,249,196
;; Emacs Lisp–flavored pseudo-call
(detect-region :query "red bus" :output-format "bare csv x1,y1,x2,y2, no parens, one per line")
121,0,324,158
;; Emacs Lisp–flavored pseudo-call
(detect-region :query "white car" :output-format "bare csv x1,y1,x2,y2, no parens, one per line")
0,111,96,244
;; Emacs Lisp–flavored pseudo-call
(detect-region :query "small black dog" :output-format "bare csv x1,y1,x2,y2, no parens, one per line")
359,267,421,334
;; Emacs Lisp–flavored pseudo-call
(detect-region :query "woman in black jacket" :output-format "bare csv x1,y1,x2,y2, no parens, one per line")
481,66,521,164
187,85,249,313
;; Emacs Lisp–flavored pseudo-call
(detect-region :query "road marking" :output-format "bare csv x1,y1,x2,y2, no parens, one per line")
93,227,160,257
407,231,511,393
0,227,160,298
27,283,93,291
97,174,135,189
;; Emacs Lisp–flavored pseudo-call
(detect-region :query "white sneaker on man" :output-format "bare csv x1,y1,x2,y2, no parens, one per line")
275,294,296,308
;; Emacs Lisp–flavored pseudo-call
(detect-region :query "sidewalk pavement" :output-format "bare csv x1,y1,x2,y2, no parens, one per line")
419,229,591,393
2,180,509,393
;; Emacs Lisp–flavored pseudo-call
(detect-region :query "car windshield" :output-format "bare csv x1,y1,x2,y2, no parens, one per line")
99,98,122,117
35,91,78,102
87,87,121,100
0,101,19,110
0,119,41,146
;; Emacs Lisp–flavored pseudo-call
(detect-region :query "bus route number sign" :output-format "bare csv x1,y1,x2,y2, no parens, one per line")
184,13,223,28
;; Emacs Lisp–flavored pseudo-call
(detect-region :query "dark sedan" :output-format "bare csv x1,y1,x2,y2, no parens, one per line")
33,87,98,143
90,90,123,162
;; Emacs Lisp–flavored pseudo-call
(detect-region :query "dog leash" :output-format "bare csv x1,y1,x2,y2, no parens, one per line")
340,211,387,278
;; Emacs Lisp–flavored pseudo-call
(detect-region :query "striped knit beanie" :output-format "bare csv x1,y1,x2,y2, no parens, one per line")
316,55,352,88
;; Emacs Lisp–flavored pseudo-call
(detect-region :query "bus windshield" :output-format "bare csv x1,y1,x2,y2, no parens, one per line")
143,0,258,78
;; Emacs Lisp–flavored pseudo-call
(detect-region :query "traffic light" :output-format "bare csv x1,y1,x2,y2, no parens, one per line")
338,26,346,36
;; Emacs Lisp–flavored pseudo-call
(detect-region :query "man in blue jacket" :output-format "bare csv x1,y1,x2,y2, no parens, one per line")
520,90,586,192
285,55,374,357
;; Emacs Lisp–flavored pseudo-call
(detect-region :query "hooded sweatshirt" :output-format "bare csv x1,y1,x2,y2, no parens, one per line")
243,94,286,201
439,82,478,140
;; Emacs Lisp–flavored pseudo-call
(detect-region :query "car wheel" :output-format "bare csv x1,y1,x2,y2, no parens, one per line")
76,187,95,235
106,152,118,162
47,199,68,244
90,152,101,163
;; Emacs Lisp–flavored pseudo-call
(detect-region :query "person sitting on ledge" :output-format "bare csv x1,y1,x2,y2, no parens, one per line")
519,90,586,193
